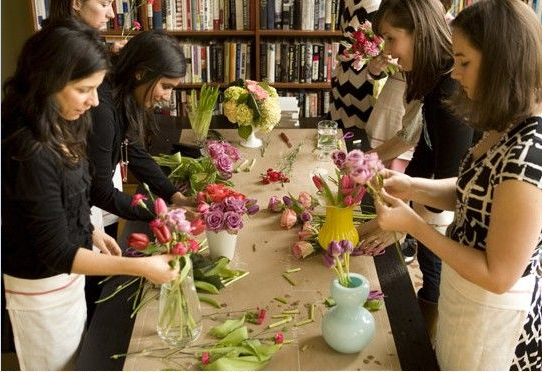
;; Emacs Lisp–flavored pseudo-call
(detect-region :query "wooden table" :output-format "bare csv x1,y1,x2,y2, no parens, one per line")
76,119,438,371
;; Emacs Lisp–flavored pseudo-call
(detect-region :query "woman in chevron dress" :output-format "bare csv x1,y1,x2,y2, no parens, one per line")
374,0,542,369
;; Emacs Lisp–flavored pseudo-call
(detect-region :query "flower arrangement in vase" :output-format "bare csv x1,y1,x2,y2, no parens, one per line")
197,184,260,260
153,140,241,195
127,186,204,347
223,79,281,148
312,149,384,249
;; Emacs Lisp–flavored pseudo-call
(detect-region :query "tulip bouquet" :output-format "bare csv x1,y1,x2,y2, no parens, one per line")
197,184,259,234
153,140,241,195
312,149,385,208
127,185,206,346
223,79,281,140
322,239,358,287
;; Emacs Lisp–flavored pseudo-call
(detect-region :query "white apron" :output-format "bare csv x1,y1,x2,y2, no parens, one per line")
436,263,534,370
3,273,87,371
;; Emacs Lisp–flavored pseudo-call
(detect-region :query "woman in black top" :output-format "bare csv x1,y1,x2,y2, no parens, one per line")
358,0,475,340
1,19,179,370
88,31,194,223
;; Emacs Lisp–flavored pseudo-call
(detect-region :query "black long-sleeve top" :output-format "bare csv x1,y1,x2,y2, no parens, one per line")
88,80,177,221
1,128,93,279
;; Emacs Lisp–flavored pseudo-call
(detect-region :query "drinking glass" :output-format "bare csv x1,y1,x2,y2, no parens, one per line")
317,120,338,160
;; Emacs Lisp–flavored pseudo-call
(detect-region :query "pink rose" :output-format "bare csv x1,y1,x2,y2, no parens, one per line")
280,208,297,229
292,241,315,259
298,192,312,209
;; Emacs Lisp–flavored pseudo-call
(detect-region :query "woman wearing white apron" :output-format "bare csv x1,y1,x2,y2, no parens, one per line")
374,1,542,369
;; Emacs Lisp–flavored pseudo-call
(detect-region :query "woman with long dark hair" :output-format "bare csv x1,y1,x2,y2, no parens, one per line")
1,19,179,370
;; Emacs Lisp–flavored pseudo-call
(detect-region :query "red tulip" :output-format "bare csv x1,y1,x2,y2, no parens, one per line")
188,239,199,253
312,175,324,191
171,242,188,256
127,233,150,251
149,219,172,244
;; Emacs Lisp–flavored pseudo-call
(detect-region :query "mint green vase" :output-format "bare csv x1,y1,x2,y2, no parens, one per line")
321,273,375,353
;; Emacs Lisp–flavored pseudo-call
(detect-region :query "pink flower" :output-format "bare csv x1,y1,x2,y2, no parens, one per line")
302,221,314,232
312,175,324,191
292,241,315,259
201,352,210,365
298,230,313,241
188,239,199,253
280,208,298,229
131,193,147,207
190,219,206,235
267,196,284,212
274,332,284,344
154,197,168,216
340,175,355,195
298,192,312,209
171,242,188,256
257,308,267,325
132,20,141,31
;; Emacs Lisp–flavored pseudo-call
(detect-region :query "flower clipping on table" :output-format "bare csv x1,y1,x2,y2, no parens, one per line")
268,192,319,230
312,149,385,208
197,184,259,234
223,79,281,139
153,140,240,195
341,20,398,74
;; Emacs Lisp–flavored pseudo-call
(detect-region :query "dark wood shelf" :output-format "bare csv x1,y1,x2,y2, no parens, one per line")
258,30,342,38
271,82,332,89
166,30,256,37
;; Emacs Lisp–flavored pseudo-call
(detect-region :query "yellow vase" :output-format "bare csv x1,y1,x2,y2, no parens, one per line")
318,206,359,250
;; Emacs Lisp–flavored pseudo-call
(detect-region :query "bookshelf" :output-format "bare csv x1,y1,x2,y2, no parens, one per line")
27,0,345,118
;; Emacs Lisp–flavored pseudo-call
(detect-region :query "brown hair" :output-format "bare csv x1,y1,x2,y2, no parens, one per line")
374,0,454,102
450,0,542,131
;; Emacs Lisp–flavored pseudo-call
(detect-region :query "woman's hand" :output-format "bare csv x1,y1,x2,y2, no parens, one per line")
110,39,127,54
375,189,423,234
171,192,200,220
92,229,122,256
380,169,414,201
357,219,404,255
367,54,394,76
141,255,180,284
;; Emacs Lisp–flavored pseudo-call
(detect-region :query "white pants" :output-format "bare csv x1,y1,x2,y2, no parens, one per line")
3,273,87,371
436,264,534,370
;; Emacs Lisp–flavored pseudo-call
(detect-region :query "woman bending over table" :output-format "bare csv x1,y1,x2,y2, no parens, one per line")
1,19,179,371
375,0,542,369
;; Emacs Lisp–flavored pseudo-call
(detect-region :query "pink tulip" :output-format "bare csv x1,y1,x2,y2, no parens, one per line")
188,239,199,253
149,219,172,244
292,241,315,259
171,242,188,256
154,198,168,216
280,208,297,229
127,233,150,251
312,175,324,191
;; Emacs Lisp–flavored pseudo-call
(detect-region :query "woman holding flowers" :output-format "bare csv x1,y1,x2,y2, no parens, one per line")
1,20,179,371
358,0,475,339
375,0,542,369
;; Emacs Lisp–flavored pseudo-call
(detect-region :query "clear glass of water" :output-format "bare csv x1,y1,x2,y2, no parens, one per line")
317,120,338,160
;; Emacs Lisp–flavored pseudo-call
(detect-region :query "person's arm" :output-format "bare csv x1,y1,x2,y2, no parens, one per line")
376,180,542,293
71,248,179,284
370,98,423,162
89,83,154,221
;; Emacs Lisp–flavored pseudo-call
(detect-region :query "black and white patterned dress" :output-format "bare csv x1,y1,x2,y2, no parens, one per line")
449,116,542,371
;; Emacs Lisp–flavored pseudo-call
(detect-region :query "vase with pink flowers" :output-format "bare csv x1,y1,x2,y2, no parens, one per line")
312,149,384,250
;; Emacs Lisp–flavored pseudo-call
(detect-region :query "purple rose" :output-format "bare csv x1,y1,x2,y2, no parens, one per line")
223,211,243,232
223,196,246,213
223,143,241,161
246,204,259,215
207,142,224,158
209,202,225,212
204,209,224,231
215,154,234,174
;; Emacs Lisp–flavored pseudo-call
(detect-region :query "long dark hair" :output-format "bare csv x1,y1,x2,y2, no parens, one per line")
449,0,542,131
2,18,109,165
374,0,453,102
110,30,186,143
48,0,77,22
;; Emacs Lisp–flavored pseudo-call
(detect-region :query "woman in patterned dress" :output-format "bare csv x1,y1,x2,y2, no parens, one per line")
374,0,542,370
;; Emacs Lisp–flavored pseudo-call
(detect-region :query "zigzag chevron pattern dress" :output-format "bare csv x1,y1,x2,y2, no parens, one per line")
330,0,381,128
448,116,542,371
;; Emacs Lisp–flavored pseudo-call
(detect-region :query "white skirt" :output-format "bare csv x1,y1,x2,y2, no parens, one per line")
3,273,87,371
436,263,534,370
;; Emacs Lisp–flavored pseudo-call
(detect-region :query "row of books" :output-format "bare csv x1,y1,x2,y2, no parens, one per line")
260,40,340,84
451,0,541,19
178,41,252,84
260,0,342,31
156,89,330,119
146,0,252,31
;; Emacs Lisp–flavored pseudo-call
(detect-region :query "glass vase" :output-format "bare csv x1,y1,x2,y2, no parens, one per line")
317,206,359,249
189,109,214,147
156,258,202,347
322,273,375,353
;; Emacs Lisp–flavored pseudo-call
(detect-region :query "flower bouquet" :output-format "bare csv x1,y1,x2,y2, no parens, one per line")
341,20,398,74
127,187,204,347
153,140,241,195
187,83,220,146
223,79,281,148
267,192,318,230
312,149,384,249
197,184,259,259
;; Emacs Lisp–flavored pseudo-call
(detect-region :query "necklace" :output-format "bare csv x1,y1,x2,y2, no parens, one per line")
120,138,129,183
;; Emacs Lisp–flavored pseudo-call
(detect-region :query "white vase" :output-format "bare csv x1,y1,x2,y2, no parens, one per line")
240,127,263,148
206,230,238,260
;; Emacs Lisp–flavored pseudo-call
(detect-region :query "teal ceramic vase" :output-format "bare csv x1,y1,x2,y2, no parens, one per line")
321,273,375,353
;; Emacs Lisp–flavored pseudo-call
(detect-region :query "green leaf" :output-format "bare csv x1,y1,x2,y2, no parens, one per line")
364,299,383,312
209,315,246,338
217,326,249,346
237,125,252,140
203,355,270,371
246,93,261,121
